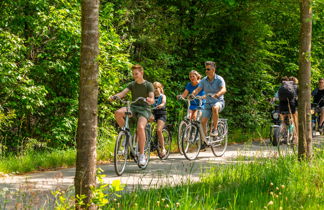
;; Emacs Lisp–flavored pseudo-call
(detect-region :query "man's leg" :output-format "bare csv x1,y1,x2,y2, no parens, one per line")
114,107,127,127
320,108,324,127
201,117,209,136
137,116,148,154
211,105,220,130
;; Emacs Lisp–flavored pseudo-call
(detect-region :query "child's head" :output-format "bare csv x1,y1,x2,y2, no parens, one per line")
189,70,201,82
131,64,144,81
153,82,164,95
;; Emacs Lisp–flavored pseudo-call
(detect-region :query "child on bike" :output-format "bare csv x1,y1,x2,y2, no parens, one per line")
177,70,205,120
109,64,154,167
152,82,167,157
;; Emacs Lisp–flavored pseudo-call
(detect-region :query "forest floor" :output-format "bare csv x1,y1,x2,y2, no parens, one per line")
0,136,323,208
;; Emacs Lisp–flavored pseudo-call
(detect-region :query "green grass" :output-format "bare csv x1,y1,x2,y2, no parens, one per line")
105,153,323,209
0,149,76,174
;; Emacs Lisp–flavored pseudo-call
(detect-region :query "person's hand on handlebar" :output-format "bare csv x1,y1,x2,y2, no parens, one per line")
109,95,119,102
188,94,195,100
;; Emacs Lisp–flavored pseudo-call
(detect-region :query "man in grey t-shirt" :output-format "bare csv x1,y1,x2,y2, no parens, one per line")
191,61,226,137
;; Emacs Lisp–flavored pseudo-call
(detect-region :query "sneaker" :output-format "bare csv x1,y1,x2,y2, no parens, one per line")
138,154,146,167
210,129,218,137
200,142,207,151
160,148,167,158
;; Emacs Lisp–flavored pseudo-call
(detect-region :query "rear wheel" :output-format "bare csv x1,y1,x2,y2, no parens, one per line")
270,126,280,146
114,131,128,176
210,120,228,157
157,128,172,160
182,124,201,160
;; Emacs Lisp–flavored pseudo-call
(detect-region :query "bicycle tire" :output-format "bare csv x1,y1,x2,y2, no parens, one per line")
177,120,187,155
157,128,172,160
114,131,128,176
210,120,228,157
182,124,201,160
271,126,280,146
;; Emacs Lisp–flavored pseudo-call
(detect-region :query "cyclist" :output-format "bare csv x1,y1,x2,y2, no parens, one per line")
276,76,298,141
177,70,205,120
312,78,324,129
152,81,167,157
190,61,226,137
109,64,154,166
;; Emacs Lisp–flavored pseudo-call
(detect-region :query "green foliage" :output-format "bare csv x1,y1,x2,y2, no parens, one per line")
0,0,323,155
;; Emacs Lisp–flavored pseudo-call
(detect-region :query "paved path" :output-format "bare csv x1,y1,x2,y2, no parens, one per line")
0,137,323,208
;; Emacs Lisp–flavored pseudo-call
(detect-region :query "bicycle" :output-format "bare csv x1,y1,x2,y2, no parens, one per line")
311,96,324,137
180,95,228,160
113,97,151,176
146,112,172,159
273,112,297,156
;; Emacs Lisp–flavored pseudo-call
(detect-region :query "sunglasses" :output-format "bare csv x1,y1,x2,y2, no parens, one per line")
206,68,213,71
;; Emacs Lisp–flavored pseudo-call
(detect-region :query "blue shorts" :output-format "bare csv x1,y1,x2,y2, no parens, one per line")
202,101,225,119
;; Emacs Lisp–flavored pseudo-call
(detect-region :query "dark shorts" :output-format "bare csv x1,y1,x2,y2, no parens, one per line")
279,100,296,114
154,114,167,122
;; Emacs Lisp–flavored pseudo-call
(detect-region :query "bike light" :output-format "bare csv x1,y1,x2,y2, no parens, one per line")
272,112,279,120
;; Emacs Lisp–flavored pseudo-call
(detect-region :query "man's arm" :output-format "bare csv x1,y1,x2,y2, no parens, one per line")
214,86,226,98
146,91,155,105
109,88,129,101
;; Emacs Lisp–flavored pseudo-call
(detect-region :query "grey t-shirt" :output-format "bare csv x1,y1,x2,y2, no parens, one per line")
198,75,226,103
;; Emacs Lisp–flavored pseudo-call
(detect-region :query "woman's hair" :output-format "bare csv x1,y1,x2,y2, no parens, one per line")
281,76,289,82
131,64,144,72
153,81,164,94
189,70,202,80
289,76,298,85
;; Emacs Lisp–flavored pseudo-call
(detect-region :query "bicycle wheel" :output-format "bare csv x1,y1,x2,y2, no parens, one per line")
157,128,172,160
182,124,201,160
270,125,280,146
210,120,228,157
177,120,187,155
114,131,128,176
287,126,297,155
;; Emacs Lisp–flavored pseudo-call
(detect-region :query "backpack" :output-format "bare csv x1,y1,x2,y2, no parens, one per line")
278,81,296,101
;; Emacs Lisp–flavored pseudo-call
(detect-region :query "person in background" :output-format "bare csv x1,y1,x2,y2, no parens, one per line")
312,78,324,129
178,70,205,120
152,82,167,157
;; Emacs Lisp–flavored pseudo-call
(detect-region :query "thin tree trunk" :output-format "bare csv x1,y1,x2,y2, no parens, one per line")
298,0,312,160
75,0,99,209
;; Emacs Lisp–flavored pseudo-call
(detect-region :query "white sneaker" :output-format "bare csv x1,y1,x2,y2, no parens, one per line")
138,154,146,167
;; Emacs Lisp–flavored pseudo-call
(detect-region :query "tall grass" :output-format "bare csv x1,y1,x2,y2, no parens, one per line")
106,153,323,209
0,149,76,174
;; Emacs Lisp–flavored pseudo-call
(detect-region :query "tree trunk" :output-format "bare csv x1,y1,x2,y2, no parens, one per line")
298,0,312,160
75,0,99,209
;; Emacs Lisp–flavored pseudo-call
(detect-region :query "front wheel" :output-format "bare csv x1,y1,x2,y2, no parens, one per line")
157,128,172,160
182,124,201,160
210,120,228,157
114,131,128,176
177,120,187,155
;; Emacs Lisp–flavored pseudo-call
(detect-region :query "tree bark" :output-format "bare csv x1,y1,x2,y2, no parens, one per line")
298,0,312,160
75,0,99,209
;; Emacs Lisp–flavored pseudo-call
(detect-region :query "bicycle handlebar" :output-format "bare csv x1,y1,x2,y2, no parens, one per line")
113,96,148,105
